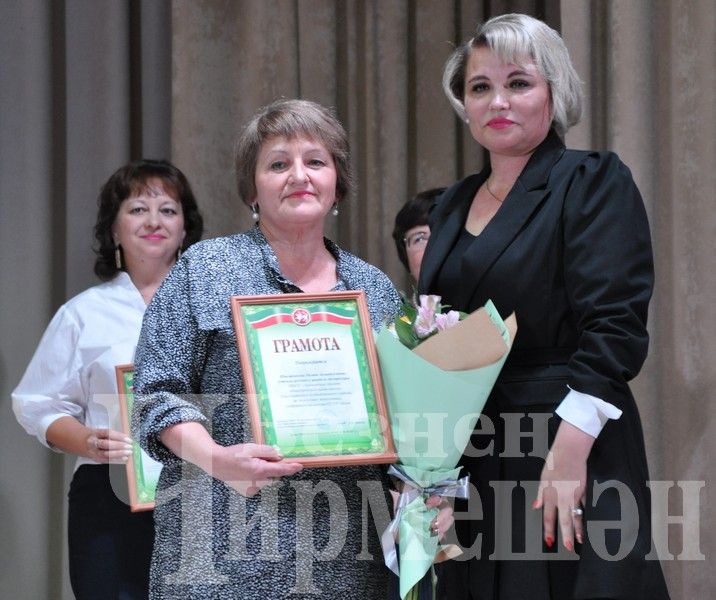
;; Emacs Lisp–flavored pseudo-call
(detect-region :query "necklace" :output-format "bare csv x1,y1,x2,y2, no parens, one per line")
485,178,504,203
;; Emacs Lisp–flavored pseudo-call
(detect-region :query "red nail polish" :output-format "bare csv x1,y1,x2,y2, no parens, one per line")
532,500,540,510
565,540,573,551
545,536,554,548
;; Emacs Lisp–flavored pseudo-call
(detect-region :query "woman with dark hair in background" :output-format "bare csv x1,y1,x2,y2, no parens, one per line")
420,13,669,600
392,187,446,283
12,159,203,599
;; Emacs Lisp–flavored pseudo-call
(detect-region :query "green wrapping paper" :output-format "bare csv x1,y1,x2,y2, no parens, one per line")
376,300,515,599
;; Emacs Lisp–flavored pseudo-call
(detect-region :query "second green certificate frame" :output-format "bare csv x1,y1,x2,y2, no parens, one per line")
230,291,396,467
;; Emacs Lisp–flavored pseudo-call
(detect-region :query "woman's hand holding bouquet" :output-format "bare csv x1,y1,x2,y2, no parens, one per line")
377,295,516,599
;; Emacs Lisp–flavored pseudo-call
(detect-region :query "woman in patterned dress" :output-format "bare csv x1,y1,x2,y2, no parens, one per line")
133,99,452,599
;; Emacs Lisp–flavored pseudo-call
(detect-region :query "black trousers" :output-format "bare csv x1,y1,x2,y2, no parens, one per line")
68,464,154,599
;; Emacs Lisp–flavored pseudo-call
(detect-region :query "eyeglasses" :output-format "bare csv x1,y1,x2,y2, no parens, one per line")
403,230,430,250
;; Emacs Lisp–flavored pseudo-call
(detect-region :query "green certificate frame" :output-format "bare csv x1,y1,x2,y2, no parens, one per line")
230,291,396,467
115,364,162,511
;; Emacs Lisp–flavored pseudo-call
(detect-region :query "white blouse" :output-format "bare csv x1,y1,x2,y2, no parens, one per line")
12,272,146,470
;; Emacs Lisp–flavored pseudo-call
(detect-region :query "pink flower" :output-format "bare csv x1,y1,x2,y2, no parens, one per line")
414,295,442,338
419,295,441,313
414,308,436,337
435,310,460,332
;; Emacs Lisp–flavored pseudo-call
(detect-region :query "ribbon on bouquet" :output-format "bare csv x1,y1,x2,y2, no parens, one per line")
388,465,470,502
381,464,469,586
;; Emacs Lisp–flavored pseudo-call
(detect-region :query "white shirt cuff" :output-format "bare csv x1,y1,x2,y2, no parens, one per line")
38,413,67,452
555,387,622,438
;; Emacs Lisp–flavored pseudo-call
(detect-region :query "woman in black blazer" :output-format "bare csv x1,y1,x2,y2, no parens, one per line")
419,14,670,600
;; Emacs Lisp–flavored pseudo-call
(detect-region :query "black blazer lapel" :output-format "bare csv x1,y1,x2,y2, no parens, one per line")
418,173,484,295
452,187,546,310
421,130,567,309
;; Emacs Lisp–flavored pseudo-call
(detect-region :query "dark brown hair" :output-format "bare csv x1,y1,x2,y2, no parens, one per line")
93,159,203,281
392,187,445,270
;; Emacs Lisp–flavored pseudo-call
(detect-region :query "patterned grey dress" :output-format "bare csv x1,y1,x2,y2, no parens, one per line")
133,226,401,599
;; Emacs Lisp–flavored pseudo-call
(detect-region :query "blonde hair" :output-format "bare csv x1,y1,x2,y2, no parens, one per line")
442,13,583,137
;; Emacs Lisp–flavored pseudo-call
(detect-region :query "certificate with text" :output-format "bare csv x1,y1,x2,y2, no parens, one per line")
230,291,396,467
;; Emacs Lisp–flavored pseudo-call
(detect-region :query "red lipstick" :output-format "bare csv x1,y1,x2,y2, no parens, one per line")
487,117,514,129
286,191,315,199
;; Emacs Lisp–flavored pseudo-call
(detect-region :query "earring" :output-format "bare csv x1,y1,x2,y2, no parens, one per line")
251,203,259,222
176,248,182,261
115,245,122,269
331,202,339,217
465,118,470,124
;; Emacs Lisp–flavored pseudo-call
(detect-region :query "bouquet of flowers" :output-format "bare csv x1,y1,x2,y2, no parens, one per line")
377,295,516,600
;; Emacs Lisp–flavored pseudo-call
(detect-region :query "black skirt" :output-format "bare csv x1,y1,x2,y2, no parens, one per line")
67,463,154,599
436,360,670,600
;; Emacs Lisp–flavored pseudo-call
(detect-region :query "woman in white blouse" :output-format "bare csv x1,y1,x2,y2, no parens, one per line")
12,160,203,599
